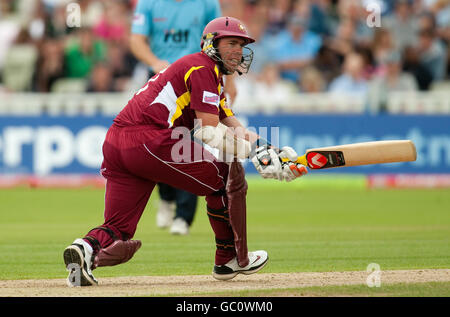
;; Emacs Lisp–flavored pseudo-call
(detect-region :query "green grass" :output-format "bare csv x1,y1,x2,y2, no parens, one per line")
0,175,449,285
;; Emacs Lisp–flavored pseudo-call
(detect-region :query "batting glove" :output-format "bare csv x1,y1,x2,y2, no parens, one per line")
278,146,308,182
251,144,284,180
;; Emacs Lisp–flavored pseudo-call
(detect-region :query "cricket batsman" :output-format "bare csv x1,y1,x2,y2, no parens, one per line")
63,16,308,286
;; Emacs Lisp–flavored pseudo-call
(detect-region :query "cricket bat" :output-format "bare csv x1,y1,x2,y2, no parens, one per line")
287,140,417,169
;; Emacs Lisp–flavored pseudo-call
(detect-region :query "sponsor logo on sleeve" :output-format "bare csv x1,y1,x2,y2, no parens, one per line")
202,91,220,107
133,13,145,26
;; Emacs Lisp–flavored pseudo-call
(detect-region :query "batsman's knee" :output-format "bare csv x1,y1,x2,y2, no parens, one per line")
93,239,142,269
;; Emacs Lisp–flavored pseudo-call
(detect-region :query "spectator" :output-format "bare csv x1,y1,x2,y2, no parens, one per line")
336,0,374,48
418,10,437,30
233,63,296,113
33,37,65,92
2,27,38,92
86,62,115,92
371,28,395,68
253,63,297,109
0,1,21,74
374,0,397,16
241,0,270,24
323,18,358,64
425,0,450,41
425,1,450,77
313,45,342,86
106,41,137,91
272,14,322,83
383,0,420,52
416,27,447,80
328,51,369,96
292,0,333,36
368,50,418,112
93,1,129,43
266,0,292,34
79,0,105,28
1,0,446,98
219,0,246,20
47,1,71,38
63,27,107,78
246,15,271,77
431,0,450,46
27,0,48,43
381,50,418,90
402,45,434,90
298,66,326,93
357,45,377,80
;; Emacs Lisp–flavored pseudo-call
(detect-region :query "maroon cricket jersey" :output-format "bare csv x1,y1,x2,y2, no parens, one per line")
114,52,234,130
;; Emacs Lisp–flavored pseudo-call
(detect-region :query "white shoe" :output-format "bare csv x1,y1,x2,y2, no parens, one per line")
156,200,175,228
170,217,189,235
63,238,98,286
212,250,268,281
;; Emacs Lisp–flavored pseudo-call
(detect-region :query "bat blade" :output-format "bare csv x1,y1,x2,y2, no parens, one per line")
297,140,417,169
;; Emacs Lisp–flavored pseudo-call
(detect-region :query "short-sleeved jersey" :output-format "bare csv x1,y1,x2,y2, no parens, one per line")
114,52,234,130
131,0,221,64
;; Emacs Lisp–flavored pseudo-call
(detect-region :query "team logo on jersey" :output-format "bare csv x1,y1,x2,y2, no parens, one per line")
164,29,189,43
202,91,220,107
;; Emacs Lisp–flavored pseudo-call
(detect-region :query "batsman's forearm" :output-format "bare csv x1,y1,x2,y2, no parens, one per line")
220,116,259,143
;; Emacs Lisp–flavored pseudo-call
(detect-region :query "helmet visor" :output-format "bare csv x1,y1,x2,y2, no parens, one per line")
217,45,254,75
236,46,254,74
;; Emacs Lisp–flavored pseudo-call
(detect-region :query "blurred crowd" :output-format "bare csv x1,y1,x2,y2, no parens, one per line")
0,0,449,110
0,0,137,93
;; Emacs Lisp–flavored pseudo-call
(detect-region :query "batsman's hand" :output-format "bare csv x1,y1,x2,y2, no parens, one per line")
251,145,283,180
152,60,170,73
277,146,308,182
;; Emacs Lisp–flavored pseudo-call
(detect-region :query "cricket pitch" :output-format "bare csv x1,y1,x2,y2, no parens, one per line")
1,269,449,297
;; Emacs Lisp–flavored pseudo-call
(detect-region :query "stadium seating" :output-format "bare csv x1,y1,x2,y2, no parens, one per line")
50,78,88,93
0,91,449,115
2,44,38,92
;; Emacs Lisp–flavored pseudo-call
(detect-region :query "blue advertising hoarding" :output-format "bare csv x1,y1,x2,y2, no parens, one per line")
240,114,450,174
0,114,449,176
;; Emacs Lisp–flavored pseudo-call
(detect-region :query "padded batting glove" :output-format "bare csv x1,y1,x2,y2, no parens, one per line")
250,144,284,181
277,146,308,182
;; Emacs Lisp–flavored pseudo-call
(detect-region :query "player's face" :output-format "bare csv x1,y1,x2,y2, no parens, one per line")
217,37,246,73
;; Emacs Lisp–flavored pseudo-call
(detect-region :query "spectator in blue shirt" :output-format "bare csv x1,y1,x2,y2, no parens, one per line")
271,14,322,83
328,51,369,96
416,27,447,81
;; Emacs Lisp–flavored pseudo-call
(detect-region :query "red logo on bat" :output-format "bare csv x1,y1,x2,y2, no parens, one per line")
306,152,327,168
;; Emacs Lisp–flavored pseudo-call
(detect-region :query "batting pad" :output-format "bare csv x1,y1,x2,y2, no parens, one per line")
226,159,249,268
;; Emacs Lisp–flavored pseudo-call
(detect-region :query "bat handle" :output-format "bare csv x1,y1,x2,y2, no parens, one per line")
281,155,307,166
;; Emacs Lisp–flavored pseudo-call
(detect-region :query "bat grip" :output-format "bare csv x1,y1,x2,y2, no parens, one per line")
282,155,307,166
